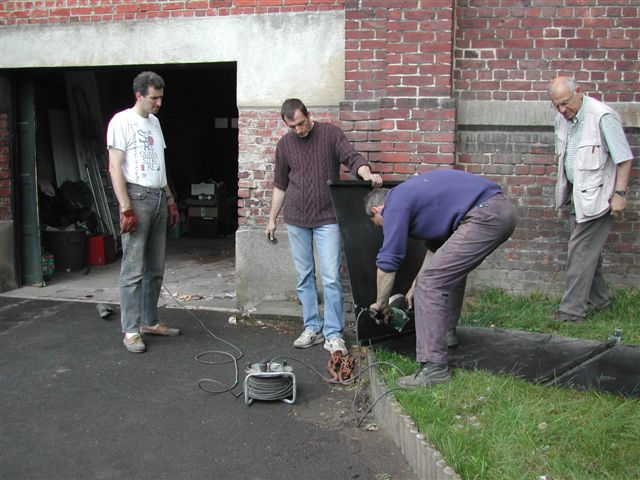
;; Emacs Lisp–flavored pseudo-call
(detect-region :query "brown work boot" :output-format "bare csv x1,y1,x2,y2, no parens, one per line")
140,323,180,336
123,333,146,353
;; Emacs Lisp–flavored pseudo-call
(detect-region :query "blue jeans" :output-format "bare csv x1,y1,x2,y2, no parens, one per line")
119,184,167,333
286,223,344,340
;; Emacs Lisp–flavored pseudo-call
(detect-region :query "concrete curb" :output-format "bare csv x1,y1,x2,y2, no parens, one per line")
367,350,462,480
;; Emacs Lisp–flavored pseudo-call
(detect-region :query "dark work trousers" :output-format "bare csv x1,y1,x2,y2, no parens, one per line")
559,213,614,318
414,193,517,365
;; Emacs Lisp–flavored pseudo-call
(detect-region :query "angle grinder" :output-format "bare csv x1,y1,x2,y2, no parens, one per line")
369,293,410,332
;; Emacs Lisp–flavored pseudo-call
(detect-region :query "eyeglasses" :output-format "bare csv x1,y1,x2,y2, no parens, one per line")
551,90,575,110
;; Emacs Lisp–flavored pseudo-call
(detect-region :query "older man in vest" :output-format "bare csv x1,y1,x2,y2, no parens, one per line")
549,76,634,323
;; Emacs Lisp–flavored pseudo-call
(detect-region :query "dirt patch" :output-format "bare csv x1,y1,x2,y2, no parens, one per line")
289,384,415,480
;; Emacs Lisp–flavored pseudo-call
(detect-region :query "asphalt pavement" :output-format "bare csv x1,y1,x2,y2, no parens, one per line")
0,296,414,480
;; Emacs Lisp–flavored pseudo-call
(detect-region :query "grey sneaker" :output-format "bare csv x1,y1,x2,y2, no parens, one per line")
293,328,324,348
324,336,348,355
447,327,459,348
123,333,146,353
397,362,451,389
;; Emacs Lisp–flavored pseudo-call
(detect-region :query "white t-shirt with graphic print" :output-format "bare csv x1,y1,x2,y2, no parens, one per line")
106,108,167,189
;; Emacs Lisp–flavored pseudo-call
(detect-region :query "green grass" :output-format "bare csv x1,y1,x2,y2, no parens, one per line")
376,351,640,480
461,287,640,345
372,288,640,479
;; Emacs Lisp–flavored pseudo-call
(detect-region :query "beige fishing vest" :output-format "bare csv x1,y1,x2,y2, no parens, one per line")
554,96,618,223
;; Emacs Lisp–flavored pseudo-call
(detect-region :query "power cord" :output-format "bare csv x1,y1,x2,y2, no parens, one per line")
162,284,244,397
245,374,294,402
351,306,408,427
163,283,408,426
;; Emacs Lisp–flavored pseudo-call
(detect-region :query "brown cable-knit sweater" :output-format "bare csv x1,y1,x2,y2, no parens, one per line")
274,122,368,228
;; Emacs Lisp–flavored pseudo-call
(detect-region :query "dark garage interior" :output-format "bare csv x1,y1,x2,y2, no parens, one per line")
8,63,239,285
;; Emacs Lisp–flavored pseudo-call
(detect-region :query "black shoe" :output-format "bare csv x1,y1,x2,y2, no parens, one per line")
396,362,451,389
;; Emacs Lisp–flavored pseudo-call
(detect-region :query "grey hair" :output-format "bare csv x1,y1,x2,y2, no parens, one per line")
548,76,577,95
364,188,389,216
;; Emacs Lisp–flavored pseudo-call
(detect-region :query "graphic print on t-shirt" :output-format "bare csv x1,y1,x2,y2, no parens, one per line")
135,128,161,179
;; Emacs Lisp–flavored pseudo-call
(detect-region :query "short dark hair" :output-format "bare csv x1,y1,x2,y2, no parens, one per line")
133,71,165,96
364,188,389,216
281,98,308,122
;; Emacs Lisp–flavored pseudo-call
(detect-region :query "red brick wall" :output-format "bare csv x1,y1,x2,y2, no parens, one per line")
0,0,344,24
454,0,640,102
453,0,639,291
342,0,457,179
237,109,337,227
338,0,639,291
2,0,638,291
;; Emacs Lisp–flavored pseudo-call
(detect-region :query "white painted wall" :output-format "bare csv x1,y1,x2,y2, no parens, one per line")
0,11,345,107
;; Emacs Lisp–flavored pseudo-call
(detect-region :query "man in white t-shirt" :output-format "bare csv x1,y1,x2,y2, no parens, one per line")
107,71,180,353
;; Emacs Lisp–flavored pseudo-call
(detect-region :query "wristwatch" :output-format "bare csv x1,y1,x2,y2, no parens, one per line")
614,190,627,197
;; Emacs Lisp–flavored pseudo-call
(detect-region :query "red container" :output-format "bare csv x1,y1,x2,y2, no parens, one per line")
86,235,116,266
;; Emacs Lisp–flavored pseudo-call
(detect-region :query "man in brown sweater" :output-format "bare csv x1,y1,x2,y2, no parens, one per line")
266,98,382,354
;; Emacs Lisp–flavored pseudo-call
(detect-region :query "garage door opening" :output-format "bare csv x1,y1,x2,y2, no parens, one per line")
10,63,238,301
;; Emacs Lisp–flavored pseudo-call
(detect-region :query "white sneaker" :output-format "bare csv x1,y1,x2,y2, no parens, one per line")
293,328,324,348
324,336,348,355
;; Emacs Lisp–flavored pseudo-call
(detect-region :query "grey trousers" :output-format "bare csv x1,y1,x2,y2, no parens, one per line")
559,213,613,318
414,193,517,364
119,184,168,333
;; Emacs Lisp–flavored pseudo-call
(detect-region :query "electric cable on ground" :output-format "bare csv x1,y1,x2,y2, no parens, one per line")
163,283,408,422
351,305,409,427
163,283,244,397
245,372,294,402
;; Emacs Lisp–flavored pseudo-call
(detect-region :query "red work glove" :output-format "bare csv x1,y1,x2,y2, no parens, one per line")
167,203,179,229
120,209,138,234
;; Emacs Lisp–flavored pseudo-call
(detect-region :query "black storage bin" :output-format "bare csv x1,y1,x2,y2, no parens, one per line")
42,229,87,271
189,217,219,238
